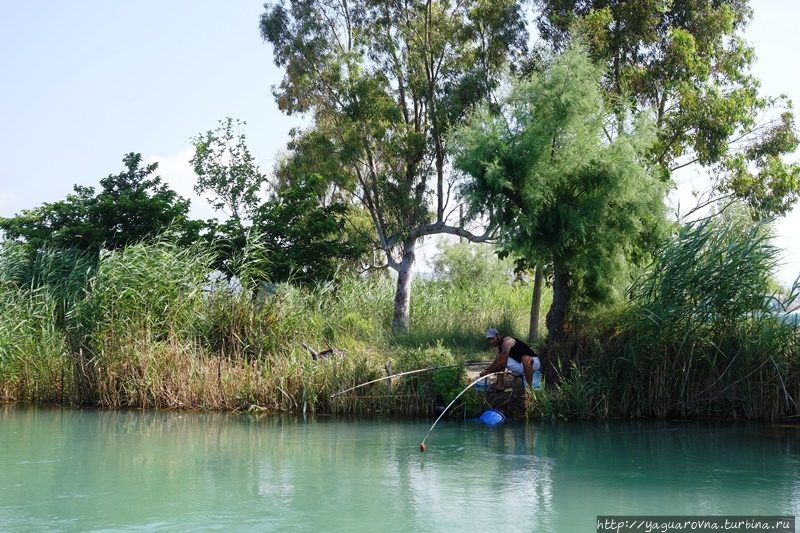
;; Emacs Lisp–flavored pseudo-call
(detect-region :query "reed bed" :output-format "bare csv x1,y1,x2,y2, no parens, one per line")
531,218,800,420
2,219,798,420
0,238,530,415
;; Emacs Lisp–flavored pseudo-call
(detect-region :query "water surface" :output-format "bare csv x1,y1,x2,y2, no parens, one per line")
1,406,798,532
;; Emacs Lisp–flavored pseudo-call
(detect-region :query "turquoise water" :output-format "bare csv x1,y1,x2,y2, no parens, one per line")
1,406,798,532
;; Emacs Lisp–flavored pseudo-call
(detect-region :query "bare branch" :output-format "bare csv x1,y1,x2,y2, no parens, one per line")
409,221,495,243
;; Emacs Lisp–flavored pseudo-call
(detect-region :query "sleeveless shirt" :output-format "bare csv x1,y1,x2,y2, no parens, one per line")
507,337,537,363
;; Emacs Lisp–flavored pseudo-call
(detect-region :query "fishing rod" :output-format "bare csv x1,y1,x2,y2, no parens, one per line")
420,371,502,453
330,362,489,399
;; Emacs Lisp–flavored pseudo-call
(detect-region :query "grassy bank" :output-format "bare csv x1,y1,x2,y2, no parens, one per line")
527,219,800,420
1,219,798,420
0,239,537,416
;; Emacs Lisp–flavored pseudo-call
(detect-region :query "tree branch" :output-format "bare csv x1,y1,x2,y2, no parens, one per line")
409,221,495,243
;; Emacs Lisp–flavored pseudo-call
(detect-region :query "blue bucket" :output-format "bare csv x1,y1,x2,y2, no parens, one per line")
478,409,506,426
474,379,490,391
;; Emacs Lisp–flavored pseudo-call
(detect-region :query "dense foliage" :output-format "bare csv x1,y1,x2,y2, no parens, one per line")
1,228,797,420
260,0,529,332
191,119,369,286
0,237,533,414
252,174,369,285
549,216,800,419
533,0,800,216
0,153,201,252
453,45,670,351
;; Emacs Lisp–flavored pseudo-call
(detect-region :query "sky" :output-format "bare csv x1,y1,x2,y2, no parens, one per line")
1,1,798,287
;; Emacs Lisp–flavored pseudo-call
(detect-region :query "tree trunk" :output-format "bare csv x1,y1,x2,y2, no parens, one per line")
545,262,570,349
528,264,544,342
392,240,416,334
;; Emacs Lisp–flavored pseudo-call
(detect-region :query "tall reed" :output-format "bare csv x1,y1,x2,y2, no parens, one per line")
0,243,98,403
0,288,70,402
543,218,800,420
1,235,534,414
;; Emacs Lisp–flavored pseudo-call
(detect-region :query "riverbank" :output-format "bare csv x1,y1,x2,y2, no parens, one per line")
2,237,799,421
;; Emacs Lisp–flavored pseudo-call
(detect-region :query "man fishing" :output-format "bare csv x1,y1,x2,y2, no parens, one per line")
479,328,540,392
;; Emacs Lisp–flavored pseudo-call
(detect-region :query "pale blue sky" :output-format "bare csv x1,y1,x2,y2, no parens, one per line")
1,1,798,286
0,1,291,222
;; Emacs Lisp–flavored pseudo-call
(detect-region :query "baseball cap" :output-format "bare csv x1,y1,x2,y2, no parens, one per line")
485,328,499,338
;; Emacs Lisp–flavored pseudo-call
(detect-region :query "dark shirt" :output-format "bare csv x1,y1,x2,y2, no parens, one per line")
507,337,537,363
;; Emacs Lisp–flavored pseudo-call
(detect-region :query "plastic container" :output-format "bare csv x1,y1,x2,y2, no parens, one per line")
478,409,506,426
532,371,541,390
473,377,490,391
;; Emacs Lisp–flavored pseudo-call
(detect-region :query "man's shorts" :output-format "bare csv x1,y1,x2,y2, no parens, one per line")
506,356,540,375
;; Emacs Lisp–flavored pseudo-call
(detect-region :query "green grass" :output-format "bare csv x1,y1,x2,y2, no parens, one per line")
1,219,798,421
0,238,535,414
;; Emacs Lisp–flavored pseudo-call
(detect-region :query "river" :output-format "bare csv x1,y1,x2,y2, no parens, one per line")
1,406,798,532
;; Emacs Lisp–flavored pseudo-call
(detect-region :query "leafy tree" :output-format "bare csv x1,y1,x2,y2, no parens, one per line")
533,0,800,217
272,128,378,272
260,0,529,333
190,118,267,223
253,173,368,285
452,45,670,352
190,119,369,285
0,153,200,252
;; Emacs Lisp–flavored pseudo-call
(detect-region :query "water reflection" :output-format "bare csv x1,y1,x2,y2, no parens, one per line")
1,406,799,532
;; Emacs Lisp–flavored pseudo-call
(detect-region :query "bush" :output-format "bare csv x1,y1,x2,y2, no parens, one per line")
568,217,800,419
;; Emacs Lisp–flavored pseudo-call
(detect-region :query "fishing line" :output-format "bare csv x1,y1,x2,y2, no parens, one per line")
419,371,502,452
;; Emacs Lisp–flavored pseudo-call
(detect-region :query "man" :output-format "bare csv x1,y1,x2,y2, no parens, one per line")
479,328,541,391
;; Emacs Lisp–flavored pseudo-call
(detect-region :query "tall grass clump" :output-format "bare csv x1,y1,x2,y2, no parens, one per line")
569,217,800,419
0,288,71,402
300,274,395,348
78,238,400,411
82,239,216,406
0,242,98,402
2,233,548,417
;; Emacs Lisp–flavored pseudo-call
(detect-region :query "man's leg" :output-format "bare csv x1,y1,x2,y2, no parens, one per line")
495,372,506,391
522,356,534,388
503,358,526,390
521,356,541,388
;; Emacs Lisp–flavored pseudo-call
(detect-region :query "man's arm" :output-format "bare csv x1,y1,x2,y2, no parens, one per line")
479,341,512,376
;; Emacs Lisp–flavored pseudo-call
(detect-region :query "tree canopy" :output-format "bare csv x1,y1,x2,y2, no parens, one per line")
533,0,800,217
452,45,670,348
0,153,200,252
190,119,368,286
253,174,368,285
260,0,529,332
